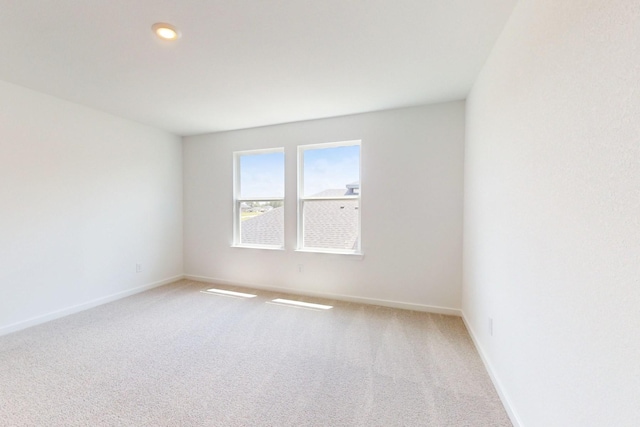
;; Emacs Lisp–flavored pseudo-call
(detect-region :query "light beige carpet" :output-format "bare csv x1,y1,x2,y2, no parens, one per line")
0,280,511,426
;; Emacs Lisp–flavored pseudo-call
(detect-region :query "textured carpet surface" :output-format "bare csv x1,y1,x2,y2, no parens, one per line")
0,280,511,426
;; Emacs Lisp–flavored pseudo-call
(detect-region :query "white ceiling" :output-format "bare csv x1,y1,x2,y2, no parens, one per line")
0,0,515,136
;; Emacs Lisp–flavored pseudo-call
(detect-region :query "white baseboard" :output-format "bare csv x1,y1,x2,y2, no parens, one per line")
461,312,523,427
0,275,184,337
184,274,462,316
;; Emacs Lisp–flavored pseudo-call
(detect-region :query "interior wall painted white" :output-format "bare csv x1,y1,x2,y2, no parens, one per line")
184,103,465,312
0,79,183,334
464,1,640,426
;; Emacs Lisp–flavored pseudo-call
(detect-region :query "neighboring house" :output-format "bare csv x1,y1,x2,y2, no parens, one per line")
241,185,359,250
346,181,360,195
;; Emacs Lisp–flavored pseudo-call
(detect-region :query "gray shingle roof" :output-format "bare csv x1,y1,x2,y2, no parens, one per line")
303,198,359,250
310,188,350,197
240,188,359,250
240,207,284,246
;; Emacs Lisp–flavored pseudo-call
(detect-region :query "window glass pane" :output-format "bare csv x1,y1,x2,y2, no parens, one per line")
240,152,284,199
303,199,359,251
303,145,360,197
240,201,284,246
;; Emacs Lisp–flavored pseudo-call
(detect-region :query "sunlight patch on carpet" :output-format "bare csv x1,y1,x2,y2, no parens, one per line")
202,288,257,298
269,298,333,310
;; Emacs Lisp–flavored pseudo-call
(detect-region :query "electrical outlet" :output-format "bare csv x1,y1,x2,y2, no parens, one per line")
489,318,494,336
298,264,303,273
136,263,142,273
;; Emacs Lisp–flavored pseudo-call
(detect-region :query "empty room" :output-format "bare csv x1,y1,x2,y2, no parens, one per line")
1,1,638,426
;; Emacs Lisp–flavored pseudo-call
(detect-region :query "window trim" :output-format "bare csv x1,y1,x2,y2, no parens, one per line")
232,148,285,250
297,140,362,255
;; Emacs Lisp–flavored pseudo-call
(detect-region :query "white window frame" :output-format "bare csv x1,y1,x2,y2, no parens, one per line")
297,140,362,255
232,147,285,250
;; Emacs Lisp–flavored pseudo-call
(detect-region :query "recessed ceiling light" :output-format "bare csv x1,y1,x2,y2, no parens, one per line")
152,23,180,41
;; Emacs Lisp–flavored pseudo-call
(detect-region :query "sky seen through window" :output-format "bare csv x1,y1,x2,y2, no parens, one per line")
239,145,360,198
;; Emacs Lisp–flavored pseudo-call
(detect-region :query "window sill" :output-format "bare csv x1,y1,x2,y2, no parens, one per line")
231,244,285,251
295,248,364,258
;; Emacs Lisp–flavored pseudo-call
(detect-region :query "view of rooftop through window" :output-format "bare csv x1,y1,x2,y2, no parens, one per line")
299,142,361,253
235,142,361,253
234,149,284,247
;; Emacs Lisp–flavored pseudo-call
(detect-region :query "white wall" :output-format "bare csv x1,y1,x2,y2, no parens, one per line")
0,80,183,334
184,103,465,313
464,1,640,426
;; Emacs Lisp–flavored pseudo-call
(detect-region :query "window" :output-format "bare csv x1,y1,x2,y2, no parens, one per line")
233,148,285,249
297,140,361,254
